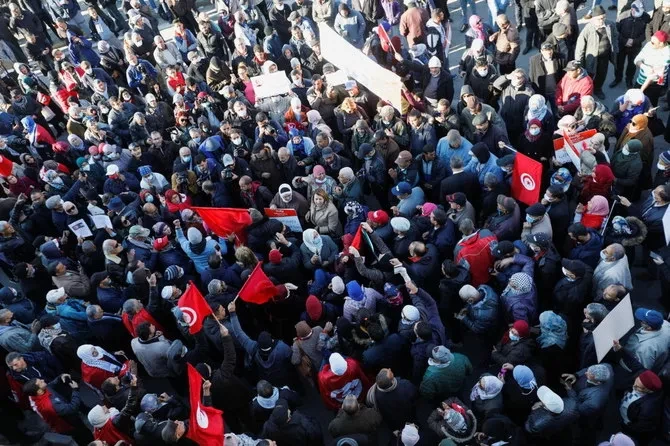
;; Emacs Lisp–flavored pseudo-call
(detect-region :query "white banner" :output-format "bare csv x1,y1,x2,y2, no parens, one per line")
319,23,403,111
250,72,292,99
592,294,635,363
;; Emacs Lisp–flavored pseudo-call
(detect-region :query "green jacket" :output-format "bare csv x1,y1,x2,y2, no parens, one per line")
419,353,472,402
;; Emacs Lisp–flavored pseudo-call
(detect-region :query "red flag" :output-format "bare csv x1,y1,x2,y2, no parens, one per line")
511,152,543,206
0,155,13,177
238,262,277,305
350,225,363,250
378,24,393,53
186,364,224,446
177,282,211,334
193,207,252,244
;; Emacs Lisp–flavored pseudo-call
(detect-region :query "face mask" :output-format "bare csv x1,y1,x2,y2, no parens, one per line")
232,137,242,145
82,165,91,171
543,193,553,202
85,68,93,75
52,323,61,330
476,68,488,76
238,109,247,117
562,267,575,281
183,156,191,163
511,79,523,88
134,40,142,47
658,162,667,171
582,320,596,331
93,155,101,160
600,250,609,261
192,137,201,144
525,215,536,224
632,9,643,17
364,155,373,160
146,195,154,203
529,244,541,253
107,152,120,160
382,119,390,125
622,147,630,156
529,127,540,136
509,331,520,341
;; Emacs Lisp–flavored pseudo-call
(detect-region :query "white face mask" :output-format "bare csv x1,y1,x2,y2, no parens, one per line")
632,8,643,17
237,108,247,117
85,68,93,75
476,68,488,76
658,162,667,171
134,40,142,47
232,137,242,145
622,147,630,156
543,193,553,202
529,127,540,136
52,323,61,330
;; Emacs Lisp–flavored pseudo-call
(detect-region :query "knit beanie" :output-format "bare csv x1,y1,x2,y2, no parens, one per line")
305,295,323,320
187,227,203,244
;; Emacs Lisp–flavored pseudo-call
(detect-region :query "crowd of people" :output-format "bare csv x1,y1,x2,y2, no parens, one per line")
1,0,670,444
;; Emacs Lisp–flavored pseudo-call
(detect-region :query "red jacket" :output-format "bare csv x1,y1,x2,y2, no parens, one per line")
94,417,134,445
81,360,129,389
581,213,605,230
454,229,497,287
317,357,371,411
29,390,74,433
555,70,594,114
122,308,165,338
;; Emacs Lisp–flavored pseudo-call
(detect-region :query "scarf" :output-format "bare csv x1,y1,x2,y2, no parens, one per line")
592,255,633,293
77,344,122,373
38,326,64,352
365,378,397,410
470,375,504,401
587,195,609,216
537,311,568,349
612,216,633,235
255,386,279,409
524,118,543,143
302,228,323,255
502,273,533,296
513,365,537,391
443,407,467,433
526,95,548,121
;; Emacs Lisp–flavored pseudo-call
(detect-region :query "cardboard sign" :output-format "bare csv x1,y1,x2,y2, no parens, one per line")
592,294,635,362
553,129,597,169
264,208,303,232
250,71,292,99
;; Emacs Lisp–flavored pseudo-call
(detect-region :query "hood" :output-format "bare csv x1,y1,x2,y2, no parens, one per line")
21,116,36,134
471,142,490,163
40,240,63,259
460,84,474,99
209,56,223,71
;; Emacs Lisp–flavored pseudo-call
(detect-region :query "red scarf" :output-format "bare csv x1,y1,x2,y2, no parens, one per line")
30,390,74,433
94,418,134,445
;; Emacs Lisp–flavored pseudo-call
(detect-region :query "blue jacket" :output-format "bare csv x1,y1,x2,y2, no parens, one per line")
494,254,535,288
362,333,408,371
426,221,456,258
466,154,504,188
51,180,83,233
361,153,386,185
8,351,62,383
126,60,158,89
157,245,190,273
176,228,223,274
409,123,437,156
567,365,613,417
123,238,158,271
96,287,127,314
436,137,473,173
501,287,538,324
0,290,35,325
200,263,243,289
411,288,448,346
88,313,125,342
461,285,499,334
569,229,603,269
67,33,100,67
45,299,89,342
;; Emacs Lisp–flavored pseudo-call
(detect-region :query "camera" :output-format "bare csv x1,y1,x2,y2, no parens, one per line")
222,167,233,182
176,172,188,184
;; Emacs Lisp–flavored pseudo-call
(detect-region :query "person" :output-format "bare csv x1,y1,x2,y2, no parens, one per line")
612,2,650,90
419,346,472,402
0,309,41,353
618,370,663,445
491,14,520,75
426,397,478,443
556,60,594,115
524,385,579,444
592,243,633,297
317,352,371,411
327,394,382,441
366,368,418,431
632,30,670,106
575,6,619,99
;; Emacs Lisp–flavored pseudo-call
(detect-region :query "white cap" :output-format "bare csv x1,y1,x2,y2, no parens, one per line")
329,353,348,376
537,385,564,414
106,164,119,176
222,154,234,166
46,287,66,304
161,286,173,299
402,305,420,322
428,56,442,68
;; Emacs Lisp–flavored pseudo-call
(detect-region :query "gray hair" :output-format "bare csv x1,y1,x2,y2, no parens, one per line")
339,167,355,180
450,156,464,170
102,239,117,256
381,105,395,120
123,299,142,315
585,303,609,324
609,243,625,260
85,304,101,318
586,364,612,382
459,218,475,236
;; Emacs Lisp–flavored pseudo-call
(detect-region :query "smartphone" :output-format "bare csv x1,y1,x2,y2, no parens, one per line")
649,251,663,261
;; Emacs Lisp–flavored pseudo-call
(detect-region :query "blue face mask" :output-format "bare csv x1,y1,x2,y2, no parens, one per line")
183,156,191,163
364,155,373,160
509,331,520,341
192,137,201,144
146,195,154,203
526,215,536,224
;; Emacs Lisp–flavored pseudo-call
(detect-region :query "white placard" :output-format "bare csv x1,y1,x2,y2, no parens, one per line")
325,70,349,86
592,294,635,363
68,219,93,238
250,72,292,99
319,23,403,111
91,215,113,229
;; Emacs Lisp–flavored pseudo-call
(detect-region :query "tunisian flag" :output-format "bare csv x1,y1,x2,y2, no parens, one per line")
511,152,543,206
0,155,13,177
177,282,211,334
193,207,252,244
186,364,224,446
238,262,277,305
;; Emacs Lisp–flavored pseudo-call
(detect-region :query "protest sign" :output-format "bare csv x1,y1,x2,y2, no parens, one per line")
68,219,92,238
552,129,597,169
325,70,349,86
250,71,292,99
264,208,302,232
592,294,635,362
91,215,112,229
319,23,403,111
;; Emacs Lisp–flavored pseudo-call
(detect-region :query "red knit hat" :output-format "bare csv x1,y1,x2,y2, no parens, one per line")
153,236,169,251
268,249,283,264
512,320,530,338
654,30,669,44
367,210,389,225
638,370,662,392
305,295,322,320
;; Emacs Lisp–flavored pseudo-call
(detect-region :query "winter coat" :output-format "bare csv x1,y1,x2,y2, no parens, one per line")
569,229,603,269
566,365,613,418
131,335,174,377
175,227,220,274
497,81,535,139
454,229,497,287
461,285,499,334
306,202,342,236
45,299,89,341
491,337,536,367
525,396,579,438
419,353,473,402
611,150,643,198
0,322,39,352
300,234,339,270
575,22,619,75
261,410,323,445
500,287,537,324
367,377,417,430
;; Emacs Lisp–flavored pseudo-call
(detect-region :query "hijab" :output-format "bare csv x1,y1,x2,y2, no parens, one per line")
513,365,537,390
611,216,632,234
527,95,548,121
525,118,543,143
537,311,568,349
302,228,323,255
470,375,504,401
503,273,533,296
469,16,486,41
550,168,572,193
627,114,648,134
76,344,122,373
587,195,610,216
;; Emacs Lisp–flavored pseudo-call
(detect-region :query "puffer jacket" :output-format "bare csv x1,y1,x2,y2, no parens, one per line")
604,216,647,247
500,287,537,324
461,285,499,334
491,336,536,367
525,395,579,438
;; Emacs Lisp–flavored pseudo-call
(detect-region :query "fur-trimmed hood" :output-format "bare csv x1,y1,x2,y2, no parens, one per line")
605,216,647,247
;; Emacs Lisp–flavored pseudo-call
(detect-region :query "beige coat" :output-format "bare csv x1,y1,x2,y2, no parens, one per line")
307,202,342,237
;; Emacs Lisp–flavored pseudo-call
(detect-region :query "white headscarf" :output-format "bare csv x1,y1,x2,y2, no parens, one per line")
88,404,120,428
76,344,121,373
302,228,323,255
470,375,504,401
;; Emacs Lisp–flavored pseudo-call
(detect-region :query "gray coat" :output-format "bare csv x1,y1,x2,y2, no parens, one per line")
575,21,619,74
0,323,40,353
131,335,174,378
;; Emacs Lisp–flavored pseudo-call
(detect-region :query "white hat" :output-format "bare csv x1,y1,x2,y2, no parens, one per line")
331,276,345,294
428,56,442,68
46,287,66,304
329,353,348,376
106,164,119,176
173,93,184,104
402,305,420,322
537,385,564,414
88,405,111,428
223,154,235,167
161,286,173,300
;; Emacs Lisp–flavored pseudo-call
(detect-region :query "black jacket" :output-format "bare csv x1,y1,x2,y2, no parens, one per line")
439,171,481,208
